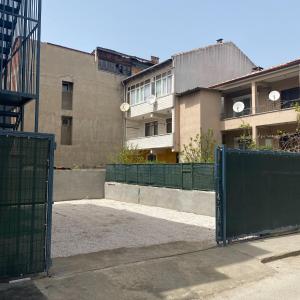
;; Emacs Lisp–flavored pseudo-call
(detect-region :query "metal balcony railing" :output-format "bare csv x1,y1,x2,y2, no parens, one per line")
0,0,42,100
221,98,300,120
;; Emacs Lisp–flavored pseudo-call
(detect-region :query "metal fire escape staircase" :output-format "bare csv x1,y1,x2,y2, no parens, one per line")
0,0,40,131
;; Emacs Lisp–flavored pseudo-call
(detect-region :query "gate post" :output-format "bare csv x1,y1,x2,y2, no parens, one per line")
215,145,227,246
46,136,55,275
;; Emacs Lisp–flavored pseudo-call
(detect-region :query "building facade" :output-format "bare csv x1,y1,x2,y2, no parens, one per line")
176,58,300,154
123,41,256,162
24,43,154,168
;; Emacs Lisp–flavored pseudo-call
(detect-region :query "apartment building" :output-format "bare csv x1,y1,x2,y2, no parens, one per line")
123,41,256,162
24,43,154,168
176,58,300,154
212,58,300,149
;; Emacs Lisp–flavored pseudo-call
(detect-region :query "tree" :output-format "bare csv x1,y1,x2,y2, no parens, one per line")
181,129,216,163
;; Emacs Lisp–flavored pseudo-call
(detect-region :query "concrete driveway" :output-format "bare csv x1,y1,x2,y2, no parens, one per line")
52,199,216,257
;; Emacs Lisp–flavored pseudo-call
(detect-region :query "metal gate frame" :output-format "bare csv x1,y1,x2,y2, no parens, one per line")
0,130,55,276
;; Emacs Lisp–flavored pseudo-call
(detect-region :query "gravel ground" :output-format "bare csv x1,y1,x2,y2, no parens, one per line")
52,199,216,258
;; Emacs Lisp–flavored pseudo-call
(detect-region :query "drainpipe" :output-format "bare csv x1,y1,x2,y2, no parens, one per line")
121,80,127,148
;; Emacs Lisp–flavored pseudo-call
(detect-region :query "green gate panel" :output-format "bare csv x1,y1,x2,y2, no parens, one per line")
150,164,165,187
193,164,214,191
0,133,54,278
137,165,151,185
126,165,138,184
165,165,182,188
219,148,300,241
182,164,192,190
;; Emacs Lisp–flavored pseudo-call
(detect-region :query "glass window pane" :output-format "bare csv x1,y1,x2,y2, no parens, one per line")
167,75,172,94
156,79,162,97
144,84,150,99
162,77,167,95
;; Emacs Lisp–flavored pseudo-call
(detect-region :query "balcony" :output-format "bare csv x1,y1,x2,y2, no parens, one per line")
221,98,300,120
129,94,174,119
126,133,174,150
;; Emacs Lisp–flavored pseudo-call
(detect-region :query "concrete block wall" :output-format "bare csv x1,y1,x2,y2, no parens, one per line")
105,182,215,217
54,169,106,201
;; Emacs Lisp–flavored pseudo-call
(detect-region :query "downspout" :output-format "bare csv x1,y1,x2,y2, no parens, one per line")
121,80,126,148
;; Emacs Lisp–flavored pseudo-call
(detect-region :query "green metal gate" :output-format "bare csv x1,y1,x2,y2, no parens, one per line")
216,146,300,245
0,131,55,278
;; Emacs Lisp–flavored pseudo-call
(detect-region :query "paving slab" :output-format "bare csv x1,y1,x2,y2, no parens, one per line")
35,241,275,300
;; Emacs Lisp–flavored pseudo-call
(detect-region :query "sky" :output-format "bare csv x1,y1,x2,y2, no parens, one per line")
42,0,300,68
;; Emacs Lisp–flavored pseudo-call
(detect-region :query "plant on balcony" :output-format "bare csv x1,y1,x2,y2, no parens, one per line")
181,129,216,163
238,121,253,150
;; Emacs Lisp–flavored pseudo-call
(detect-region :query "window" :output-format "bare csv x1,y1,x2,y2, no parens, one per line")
145,121,158,137
166,118,172,134
281,87,300,108
62,81,73,110
127,71,173,105
98,59,131,76
61,116,72,145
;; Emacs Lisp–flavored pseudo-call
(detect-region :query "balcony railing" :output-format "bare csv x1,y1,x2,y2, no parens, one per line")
221,98,300,120
126,133,174,149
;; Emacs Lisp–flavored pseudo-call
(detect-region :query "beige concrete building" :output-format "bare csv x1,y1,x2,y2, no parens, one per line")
24,43,154,168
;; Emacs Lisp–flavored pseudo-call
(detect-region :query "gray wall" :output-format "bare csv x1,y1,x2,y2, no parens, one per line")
105,182,215,217
54,169,106,201
174,41,256,94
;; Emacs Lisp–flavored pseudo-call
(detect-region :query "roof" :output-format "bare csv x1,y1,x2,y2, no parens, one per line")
123,59,173,84
172,41,255,65
45,42,94,56
210,57,300,88
96,47,154,65
176,86,219,97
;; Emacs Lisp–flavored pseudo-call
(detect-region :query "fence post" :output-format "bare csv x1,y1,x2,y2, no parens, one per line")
221,145,227,246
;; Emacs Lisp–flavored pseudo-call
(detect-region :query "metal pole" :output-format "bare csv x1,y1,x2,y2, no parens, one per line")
45,136,55,275
34,0,42,132
221,145,227,246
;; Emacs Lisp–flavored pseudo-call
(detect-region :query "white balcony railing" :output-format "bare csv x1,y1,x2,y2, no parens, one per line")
129,94,174,118
126,133,174,150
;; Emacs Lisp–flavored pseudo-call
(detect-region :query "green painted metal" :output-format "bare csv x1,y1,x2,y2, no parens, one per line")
106,163,215,191
216,147,300,244
0,132,54,278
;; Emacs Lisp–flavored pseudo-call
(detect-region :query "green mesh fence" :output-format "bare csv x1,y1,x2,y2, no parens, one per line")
0,134,53,278
106,163,214,191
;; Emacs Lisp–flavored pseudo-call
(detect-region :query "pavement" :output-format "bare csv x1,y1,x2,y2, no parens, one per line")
2,232,300,300
52,199,215,257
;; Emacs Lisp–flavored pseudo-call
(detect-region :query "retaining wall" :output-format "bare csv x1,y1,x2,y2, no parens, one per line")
105,182,215,217
54,169,106,201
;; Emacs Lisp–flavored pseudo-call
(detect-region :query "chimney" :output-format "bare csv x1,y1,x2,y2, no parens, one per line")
216,38,224,44
252,66,264,72
151,56,160,65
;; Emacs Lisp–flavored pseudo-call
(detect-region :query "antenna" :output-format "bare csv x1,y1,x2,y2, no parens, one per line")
120,102,130,112
233,101,245,113
268,90,280,102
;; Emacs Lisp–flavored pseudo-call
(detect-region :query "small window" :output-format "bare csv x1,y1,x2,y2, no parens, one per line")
62,81,73,110
61,116,72,145
166,118,172,134
145,121,158,137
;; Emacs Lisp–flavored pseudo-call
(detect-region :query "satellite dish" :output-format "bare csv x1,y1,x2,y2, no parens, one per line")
233,101,245,113
269,90,280,101
120,102,130,112
146,95,156,105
